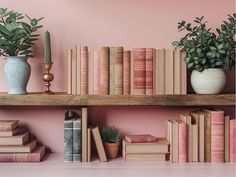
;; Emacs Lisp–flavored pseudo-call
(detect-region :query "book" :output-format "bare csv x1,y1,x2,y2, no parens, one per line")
64,111,73,162
165,120,173,161
123,50,131,95
180,114,192,162
76,46,81,95
91,126,107,162
145,48,153,95
192,124,198,162
224,115,230,162
174,50,181,94
0,132,29,145
0,120,18,132
81,107,88,162
0,145,46,162
230,119,235,162
100,47,109,95
72,46,77,95
115,47,123,95
180,51,187,94
73,117,81,162
124,134,157,143
155,49,165,94
87,128,91,162
172,120,179,162
0,139,37,153
109,47,115,95
177,120,187,163
88,51,94,95
0,128,18,136
124,153,167,161
164,49,174,94
67,49,72,94
123,138,169,154
80,46,88,95
93,51,100,95
130,50,134,95
133,48,146,95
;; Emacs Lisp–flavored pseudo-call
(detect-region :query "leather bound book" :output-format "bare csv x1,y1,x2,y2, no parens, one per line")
145,48,153,95
93,51,100,95
123,50,131,95
114,47,123,95
80,46,88,95
100,47,109,95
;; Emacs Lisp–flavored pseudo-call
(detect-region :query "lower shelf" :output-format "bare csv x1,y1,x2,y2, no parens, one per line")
0,153,235,177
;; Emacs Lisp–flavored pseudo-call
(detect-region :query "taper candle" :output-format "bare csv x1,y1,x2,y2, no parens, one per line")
44,31,52,63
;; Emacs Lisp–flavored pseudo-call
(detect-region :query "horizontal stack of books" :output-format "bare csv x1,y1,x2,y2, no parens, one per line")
166,109,235,163
67,46,186,96
122,134,170,161
0,120,46,162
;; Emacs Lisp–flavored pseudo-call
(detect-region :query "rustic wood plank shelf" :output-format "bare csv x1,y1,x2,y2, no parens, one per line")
0,92,234,106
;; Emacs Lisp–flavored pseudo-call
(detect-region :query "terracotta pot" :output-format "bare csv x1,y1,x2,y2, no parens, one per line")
104,142,120,159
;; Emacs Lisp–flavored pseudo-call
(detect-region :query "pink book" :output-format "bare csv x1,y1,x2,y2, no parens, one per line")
178,120,187,163
230,119,235,162
100,47,109,95
123,51,131,95
211,110,224,163
80,46,88,95
93,51,100,95
145,48,153,95
0,145,46,162
124,134,157,143
133,48,146,95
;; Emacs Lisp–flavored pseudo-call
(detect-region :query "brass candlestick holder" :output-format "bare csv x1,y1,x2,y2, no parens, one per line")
43,63,54,94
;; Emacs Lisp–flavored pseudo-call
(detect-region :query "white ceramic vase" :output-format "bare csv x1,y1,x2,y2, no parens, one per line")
190,68,226,94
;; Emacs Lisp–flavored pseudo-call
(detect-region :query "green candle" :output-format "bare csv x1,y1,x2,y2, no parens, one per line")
44,31,52,63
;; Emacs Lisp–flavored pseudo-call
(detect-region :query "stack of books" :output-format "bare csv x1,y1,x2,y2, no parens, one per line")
67,46,187,96
122,134,170,161
0,120,46,162
166,109,235,163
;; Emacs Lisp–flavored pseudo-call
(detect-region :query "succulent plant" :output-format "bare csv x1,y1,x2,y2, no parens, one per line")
173,14,236,72
0,8,43,58
101,125,121,143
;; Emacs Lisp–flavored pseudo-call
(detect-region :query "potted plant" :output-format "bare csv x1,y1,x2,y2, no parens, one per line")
0,8,43,94
101,125,121,159
173,14,235,94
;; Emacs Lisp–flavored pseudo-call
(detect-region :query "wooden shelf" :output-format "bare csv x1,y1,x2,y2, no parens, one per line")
0,92,234,106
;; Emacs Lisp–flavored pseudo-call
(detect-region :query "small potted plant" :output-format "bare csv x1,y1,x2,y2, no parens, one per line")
0,8,43,94
101,125,121,159
173,14,235,94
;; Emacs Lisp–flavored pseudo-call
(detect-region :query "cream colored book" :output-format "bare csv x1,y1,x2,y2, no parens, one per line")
174,50,181,94
130,50,134,95
192,124,198,162
125,153,166,161
155,49,165,95
224,115,230,162
67,49,72,94
0,132,29,145
76,46,81,95
87,128,91,162
164,49,174,94
72,47,77,95
109,47,115,95
81,107,88,162
172,120,179,162
165,120,173,161
88,52,94,95
180,51,187,94
0,128,18,136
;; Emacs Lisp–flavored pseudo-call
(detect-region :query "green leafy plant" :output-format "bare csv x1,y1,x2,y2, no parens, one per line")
101,125,121,143
173,14,236,72
0,8,43,57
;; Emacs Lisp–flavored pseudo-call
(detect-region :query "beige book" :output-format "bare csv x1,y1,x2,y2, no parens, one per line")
180,52,187,94
67,49,72,94
225,115,230,162
202,110,211,162
87,128,91,162
100,47,109,95
164,49,174,94
180,114,192,162
0,139,37,153
192,124,198,162
124,153,166,161
81,107,88,162
115,47,123,95
174,50,181,94
172,120,179,162
72,47,77,95
92,126,107,162
0,128,18,136
0,120,18,132
165,120,173,161
0,132,29,145
76,46,81,95
88,52,94,95
109,47,115,95
155,49,165,95
130,50,134,95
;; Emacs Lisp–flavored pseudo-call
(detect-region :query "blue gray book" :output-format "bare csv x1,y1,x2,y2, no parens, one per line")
73,117,81,162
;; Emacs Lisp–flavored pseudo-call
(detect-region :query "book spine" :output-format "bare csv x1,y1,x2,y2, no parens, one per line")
164,49,174,94
192,124,198,162
72,47,77,95
123,51,131,95
199,114,205,162
230,119,235,162
133,48,146,95
205,111,211,162
76,46,81,95
211,112,224,162
115,47,123,95
180,51,187,94
67,49,72,94
130,50,134,95
225,115,230,162
87,128,91,162
81,107,88,162
172,121,179,162
156,49,165,94
179,122,187,162
64,120,73,162
174,50,181,94
100,47,109,95
80,46,88,95
109,47,115,95
93,51,100,95
88,51,94,95
145,48,153,95
73,119,81,162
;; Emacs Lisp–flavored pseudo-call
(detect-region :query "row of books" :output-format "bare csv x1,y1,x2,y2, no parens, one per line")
166,109,235,163
0,120,46,162
67,46,187,96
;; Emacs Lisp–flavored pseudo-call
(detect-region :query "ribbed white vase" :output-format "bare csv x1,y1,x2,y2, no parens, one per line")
190,68,226,94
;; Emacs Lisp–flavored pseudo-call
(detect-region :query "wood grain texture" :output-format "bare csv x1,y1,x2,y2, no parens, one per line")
0,93,234,106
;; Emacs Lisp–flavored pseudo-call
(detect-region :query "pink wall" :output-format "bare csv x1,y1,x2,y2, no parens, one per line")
0,0,235,153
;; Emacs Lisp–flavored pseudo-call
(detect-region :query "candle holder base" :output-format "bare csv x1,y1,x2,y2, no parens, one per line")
43,63,54,94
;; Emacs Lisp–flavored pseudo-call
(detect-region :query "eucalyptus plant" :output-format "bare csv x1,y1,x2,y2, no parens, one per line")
0,8,43,58
173,14,236,72
101,126,121,143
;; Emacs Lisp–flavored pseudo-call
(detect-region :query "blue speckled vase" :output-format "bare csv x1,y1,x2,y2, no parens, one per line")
4,56,31,95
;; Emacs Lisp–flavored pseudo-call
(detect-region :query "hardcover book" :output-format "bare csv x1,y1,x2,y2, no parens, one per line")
155,49,165,94
100,47,109,95
109,47,116,95
67,49,72,94
125,134,157,143
0,132,29,145
192,124,198,162
230,119,235,162
177,120,187,163
64,111,74,162
124,153,167,161
72,46,77,95
174,50,181,94
82,107,88,162
180,51,187,94
76,46,81,95
80,46,88,95
165,119,173,161
87,128,91,162
0,128,18,136
0,120,18,132
73,117,81,162
164,49,174,94
115,47,123,95
93,51,100,95
224,115,230,162
88,51,94,95
123,50,131,95
172,120,179,162
145,48,153,95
